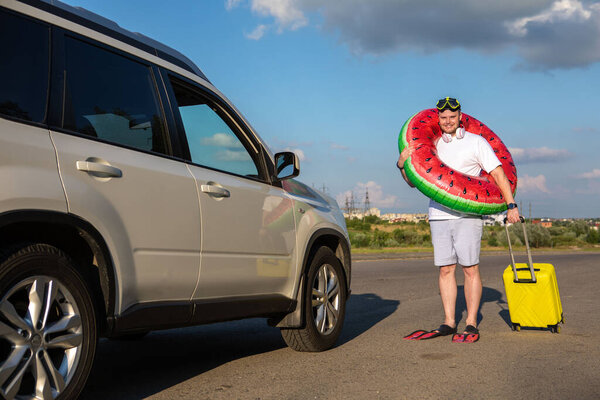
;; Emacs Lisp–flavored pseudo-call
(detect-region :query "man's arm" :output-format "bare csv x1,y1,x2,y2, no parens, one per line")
489,166,520,223
397,148,415,188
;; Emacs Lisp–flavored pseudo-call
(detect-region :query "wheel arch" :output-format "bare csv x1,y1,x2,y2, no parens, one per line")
271,227,351,328
301,228,351,293
0,210,116,334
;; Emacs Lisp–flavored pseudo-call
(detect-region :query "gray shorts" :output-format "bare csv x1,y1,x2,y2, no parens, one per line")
429,218,483,267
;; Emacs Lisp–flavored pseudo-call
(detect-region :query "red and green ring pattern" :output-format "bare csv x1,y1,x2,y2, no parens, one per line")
398,109,518,215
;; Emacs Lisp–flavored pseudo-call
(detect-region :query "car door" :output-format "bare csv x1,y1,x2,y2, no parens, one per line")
164,74,296,299
49,32,201,312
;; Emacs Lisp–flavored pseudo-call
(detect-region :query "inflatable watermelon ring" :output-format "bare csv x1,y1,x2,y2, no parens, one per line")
398,109,517,215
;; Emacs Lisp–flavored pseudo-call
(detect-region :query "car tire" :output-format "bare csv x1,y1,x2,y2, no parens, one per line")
0,243,97,400
280,246,347,352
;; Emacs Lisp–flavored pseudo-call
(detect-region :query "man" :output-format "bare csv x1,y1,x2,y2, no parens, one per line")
397,97,520,342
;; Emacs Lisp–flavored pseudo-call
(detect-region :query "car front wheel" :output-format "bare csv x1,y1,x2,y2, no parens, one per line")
280,246,347,352
0,244,97,400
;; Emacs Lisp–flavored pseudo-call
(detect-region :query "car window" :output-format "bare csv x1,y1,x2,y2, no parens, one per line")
0,9,49,123
170,79,259,178
62,36,168,154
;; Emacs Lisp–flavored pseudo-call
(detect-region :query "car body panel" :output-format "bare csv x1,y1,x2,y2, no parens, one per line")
50,131,202,311
0,119,67,213
188,165,297,299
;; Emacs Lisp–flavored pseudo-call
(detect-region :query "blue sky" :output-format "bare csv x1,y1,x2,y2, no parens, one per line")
68,0,600,218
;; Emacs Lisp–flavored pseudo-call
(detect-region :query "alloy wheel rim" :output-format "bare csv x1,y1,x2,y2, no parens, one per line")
311,264,341,335
0,276,83,399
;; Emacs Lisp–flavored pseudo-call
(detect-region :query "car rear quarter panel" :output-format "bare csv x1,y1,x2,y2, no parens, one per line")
0,119,67,213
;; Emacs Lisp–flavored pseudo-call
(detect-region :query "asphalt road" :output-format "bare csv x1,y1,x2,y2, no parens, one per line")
81,252,600,399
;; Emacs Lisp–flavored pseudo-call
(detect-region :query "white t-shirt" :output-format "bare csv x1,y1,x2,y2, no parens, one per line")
428,131,502,220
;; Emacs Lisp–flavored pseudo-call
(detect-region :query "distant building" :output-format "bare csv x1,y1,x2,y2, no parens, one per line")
380,213,428,223
483,214,506,226
344,207,381,219
532,219,553,228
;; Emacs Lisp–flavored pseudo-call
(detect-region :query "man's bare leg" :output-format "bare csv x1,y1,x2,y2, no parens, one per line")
439,264,457,328
462,264,482,327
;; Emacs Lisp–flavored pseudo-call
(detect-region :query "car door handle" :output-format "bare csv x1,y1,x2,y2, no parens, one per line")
76,160,123,178
200,184,230,198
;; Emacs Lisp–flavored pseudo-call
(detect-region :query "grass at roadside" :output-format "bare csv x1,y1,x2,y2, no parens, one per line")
351,245,600,254
347,218,600,253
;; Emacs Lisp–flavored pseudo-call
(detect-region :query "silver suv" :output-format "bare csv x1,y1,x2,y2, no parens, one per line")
0,1,351,398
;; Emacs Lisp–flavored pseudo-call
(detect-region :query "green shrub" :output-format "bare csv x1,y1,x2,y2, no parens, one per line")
370,229,390,248
498,230,522,247
586,229,600,244
526,224,552,248
345,218,371,231
482,228,492,241
549,226,567,237
404,229,423,246
350,232,371,248
553,231,577,246
572,220,589,236
364,215,382,224
392,229,405,243
384,238,400,247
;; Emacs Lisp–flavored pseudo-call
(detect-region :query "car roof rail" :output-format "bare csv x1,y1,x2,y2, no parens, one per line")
23,0,209,81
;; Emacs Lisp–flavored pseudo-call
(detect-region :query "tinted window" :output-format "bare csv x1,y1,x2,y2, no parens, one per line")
63,37,168,154
170,79,259,178
0,9,49,123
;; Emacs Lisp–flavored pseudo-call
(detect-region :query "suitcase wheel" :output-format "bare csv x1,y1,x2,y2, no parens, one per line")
511,323,520,332
550,325,561,334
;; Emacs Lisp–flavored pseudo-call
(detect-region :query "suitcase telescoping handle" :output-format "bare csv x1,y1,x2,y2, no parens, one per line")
504,216,536,283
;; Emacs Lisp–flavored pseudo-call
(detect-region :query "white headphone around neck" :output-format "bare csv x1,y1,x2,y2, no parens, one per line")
441,127,465,143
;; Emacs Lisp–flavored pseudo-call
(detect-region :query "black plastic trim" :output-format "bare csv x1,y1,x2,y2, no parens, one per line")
0,6,52,126
192,295,295,325
302,228,351,292
112,302,193,333
110,295,295,334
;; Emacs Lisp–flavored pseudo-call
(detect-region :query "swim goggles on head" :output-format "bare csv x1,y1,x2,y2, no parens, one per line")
436,97,460,111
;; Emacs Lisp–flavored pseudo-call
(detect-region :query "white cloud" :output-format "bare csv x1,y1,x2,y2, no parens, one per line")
226,0,600,70
518,174,551,193
225,0,243,11
215,149,252,162
330,142,348,150
201,133,243,148
509,146,571,164
578,169,600,179
336,181,398,209
251,0,307,32
284,147,306,161
246,24,268,40
507,0,600,69
507,0,592,36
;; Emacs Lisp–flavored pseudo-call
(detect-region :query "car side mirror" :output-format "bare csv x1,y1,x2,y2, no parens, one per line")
274,151,300,181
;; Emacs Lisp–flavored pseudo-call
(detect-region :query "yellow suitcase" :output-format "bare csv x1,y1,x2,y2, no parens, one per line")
502,218,564,333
